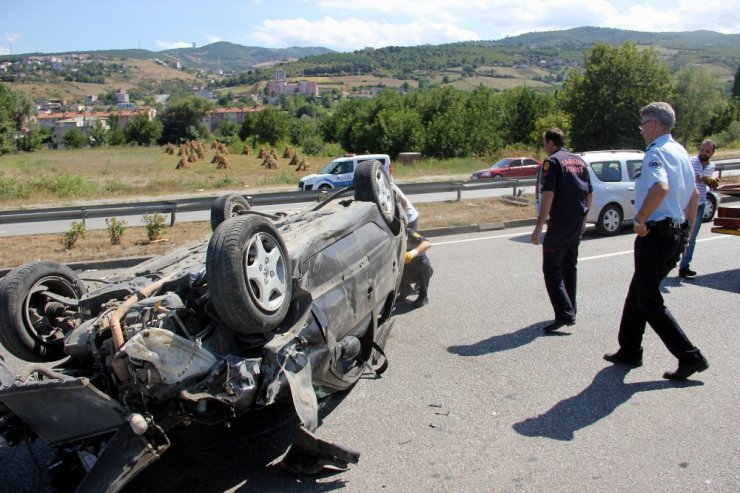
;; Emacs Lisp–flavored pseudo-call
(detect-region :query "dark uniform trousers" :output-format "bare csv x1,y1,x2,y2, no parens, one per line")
542,236,579,322
399,255,433,298
617,233,695,359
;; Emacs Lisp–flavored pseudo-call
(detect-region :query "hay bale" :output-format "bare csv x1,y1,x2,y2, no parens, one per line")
216,155,231,169
289,153,300,166
296,158,309,171
242,145,252,155
176,157,189,169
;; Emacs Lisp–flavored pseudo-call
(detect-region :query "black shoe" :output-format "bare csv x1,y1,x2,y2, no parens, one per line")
543,319,575,333
663,350,708,380
603,348,643,367
411,295,429,308
678,267,696,278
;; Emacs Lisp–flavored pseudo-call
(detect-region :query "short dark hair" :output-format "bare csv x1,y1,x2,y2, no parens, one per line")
700,139,716,151
543,128,565,147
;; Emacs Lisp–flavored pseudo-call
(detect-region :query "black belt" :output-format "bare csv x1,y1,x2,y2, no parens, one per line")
645,218,688,238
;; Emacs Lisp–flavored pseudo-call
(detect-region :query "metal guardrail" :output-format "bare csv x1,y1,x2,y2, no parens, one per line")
0,178,535,227
0,162,738,227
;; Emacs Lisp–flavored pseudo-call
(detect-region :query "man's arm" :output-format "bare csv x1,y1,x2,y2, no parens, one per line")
684,187,699,230
531,191,554,245
405,239,431,263
633,182,669,236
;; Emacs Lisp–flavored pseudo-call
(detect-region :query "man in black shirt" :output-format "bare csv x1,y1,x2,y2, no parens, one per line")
531,128,593,332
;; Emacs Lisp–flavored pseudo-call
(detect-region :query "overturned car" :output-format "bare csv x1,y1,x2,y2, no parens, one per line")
0,161,406,492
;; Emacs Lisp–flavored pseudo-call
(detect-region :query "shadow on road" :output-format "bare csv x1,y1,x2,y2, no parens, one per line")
675,267,740,295
512,365,703,441
447,322,558,357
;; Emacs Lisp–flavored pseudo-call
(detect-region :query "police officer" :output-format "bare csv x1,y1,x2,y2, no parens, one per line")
398,231,432,308
604,102,708,380
531,128,592,333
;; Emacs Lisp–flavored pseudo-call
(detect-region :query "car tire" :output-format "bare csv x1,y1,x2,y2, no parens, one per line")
318,184,332,190
353,160,399,233
492,174,503,180
0,261,87,362
596,204,623,236
207,215,292,334
210,193,251,231
702,195,717,223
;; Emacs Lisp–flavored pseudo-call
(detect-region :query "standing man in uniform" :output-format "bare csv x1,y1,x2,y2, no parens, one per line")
531,128,593,333
604,102,708,380
678,139,717,278
398,230,432,308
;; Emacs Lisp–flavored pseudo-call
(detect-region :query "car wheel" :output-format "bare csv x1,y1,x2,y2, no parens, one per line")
596,204,623,236
318,184,332,190
207,215,292,334
702,195,717,223
353,160,399,233
0,261,87,362
492,174,503,181
210,193,251,231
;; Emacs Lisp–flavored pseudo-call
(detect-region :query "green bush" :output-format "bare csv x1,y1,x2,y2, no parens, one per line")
105,217,127,245
142,213,167,241
62,221,87,250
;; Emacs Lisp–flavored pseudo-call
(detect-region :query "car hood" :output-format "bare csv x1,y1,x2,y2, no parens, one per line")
300,173,320,182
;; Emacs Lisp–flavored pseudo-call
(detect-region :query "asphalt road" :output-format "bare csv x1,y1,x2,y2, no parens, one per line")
1,223,739,492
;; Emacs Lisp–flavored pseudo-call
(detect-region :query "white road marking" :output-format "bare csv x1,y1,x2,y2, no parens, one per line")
433,232,526,246
432,229,733,262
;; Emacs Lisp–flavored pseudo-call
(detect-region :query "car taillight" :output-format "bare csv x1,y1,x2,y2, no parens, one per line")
388,162,393,175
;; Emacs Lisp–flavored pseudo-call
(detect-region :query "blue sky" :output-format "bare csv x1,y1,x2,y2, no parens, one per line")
2,0,739,55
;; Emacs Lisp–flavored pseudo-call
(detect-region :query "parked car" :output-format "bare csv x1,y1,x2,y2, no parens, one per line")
470,157,541,180
0,160,406,491
298,153,392,191
581,150,720,235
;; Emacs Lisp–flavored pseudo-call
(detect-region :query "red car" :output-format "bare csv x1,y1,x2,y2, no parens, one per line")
470,157,541,180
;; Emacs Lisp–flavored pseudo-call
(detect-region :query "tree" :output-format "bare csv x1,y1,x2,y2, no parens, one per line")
496,86,553,147
62,128,88,149
124,113,163,146
253,107,292,146
88,120,109,147
107,114,126,146
214,119,240,139
158,95,213,145
0,82,32,155
558,42,672,151
671,66,725,146
732,64,740,99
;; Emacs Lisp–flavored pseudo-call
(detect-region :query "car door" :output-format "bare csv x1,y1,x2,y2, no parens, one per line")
520,158,540,177
504,159,524,177
624,159,643,219
332,159,355,188
590,160,632,218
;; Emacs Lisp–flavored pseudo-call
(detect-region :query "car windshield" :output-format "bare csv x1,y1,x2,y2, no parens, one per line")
490,159,512,169
320,160,341,174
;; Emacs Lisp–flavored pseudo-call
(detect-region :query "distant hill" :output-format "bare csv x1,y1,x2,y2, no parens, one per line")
2,27,737,104
158,42,335,71
1,42,335,72
495,26,740,50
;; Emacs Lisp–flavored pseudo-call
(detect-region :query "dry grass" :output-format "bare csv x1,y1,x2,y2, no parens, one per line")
0,195,534,269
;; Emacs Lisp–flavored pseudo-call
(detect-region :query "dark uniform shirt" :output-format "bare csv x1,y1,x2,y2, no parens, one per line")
540,148,592,245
